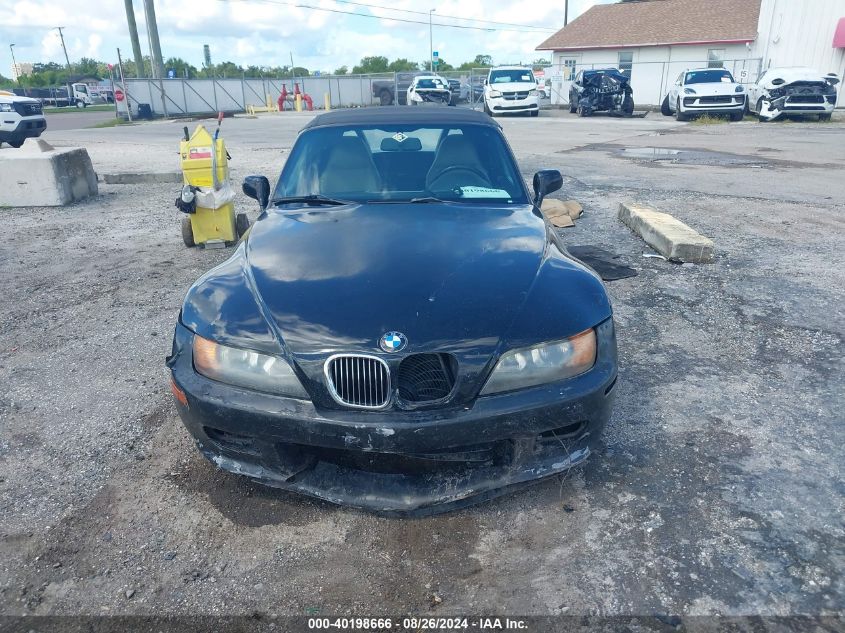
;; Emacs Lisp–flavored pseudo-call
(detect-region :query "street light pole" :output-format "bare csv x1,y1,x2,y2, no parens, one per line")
429,9,435,72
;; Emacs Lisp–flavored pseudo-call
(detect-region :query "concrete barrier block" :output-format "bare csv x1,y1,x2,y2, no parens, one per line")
0,141,98,207
618,202,714,263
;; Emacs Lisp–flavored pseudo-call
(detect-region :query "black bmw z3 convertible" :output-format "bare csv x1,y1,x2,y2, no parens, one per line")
167,108,618,515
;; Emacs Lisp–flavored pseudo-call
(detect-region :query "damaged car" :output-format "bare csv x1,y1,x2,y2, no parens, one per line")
167,108,618,515
747,67,839,121
407,75,452,106
569,68,634,117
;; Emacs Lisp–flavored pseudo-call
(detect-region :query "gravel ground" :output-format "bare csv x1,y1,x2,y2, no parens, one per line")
0,113,842,623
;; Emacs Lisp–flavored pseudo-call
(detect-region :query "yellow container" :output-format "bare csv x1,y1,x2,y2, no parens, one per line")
179,125,229,188
189,202,236,245
179,125,236,246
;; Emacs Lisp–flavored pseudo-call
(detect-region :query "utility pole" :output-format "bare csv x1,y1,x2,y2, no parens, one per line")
142,0,165,79
9,44,21,88
55,27,74,105
55,27,72,70
429,9,435,72
123,0,146,77
564,0,569,26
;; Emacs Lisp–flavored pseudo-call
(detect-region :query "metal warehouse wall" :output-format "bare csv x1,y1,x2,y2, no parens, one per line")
755,0,845,105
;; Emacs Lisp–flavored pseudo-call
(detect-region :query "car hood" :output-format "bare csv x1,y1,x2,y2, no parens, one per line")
762,69,839,89
687,82,741,96
488,82,536,92
241,204,550,356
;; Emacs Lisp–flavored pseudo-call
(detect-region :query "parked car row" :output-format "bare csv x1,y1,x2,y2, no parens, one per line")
660,66,838,122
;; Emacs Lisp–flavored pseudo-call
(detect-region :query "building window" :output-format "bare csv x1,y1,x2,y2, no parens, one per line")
618,52,633,77
708,49,726,68
561,58,578,80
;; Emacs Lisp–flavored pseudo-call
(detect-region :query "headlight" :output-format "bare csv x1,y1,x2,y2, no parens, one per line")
0,103,13,112
480,329,597,396
735,85,745,93
488,89,502,98
683,88,696,95
528,89,539,96
193,335,309,398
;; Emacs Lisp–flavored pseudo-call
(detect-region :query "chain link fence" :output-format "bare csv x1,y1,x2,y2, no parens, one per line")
545,58,763,108
114,67,559,117
112,59,766,118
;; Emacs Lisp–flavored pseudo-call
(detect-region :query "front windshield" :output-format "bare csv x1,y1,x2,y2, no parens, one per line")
489,70,535,84
274,124,529,204
685,70,734,84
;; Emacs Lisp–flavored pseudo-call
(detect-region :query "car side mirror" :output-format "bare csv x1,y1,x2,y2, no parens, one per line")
243,175,270,211
533,169,563,206
483,79,488,85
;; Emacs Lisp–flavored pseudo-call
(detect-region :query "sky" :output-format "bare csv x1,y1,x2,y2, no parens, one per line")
0,0,613,77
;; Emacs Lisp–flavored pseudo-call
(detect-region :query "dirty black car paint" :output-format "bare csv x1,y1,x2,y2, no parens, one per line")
168,108,618,514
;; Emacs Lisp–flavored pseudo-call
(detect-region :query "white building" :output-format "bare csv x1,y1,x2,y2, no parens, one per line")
10,62,34,80
537,0,845,107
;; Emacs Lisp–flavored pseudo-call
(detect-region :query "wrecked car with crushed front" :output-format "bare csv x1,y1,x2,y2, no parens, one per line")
569,68,635,117
747,67,839,121
167,108,618,515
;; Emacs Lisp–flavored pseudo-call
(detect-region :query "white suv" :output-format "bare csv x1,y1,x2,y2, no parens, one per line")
483,66,540,117
662,68,746,121
0,90,47,148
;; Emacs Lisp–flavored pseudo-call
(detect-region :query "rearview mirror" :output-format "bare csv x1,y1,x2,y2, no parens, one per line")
532,169,563,206
243,175,270,211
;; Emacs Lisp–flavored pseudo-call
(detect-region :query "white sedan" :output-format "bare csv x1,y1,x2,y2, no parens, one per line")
662,68,746,121
407,76,452,106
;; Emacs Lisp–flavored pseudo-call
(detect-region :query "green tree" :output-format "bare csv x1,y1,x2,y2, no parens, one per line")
75,57,102,78
458,55,493,70
333,65,348,75
387,58,419,72
352,56,389,74
120,56,153,79
164,57,198,78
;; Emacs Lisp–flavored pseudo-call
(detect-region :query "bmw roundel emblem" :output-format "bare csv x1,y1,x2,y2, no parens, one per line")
379,331,407,353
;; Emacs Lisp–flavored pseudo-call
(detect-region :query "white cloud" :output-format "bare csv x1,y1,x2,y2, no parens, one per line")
1,0,609,76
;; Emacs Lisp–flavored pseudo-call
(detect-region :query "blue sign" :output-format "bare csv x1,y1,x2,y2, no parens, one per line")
167,69,175,79
433,51,439,58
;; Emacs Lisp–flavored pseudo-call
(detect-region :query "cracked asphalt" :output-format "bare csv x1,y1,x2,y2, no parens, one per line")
0,109,842,623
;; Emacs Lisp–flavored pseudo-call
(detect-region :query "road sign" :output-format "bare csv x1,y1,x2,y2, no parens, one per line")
433,51,439,58
115,89,125,102
167,69,175,79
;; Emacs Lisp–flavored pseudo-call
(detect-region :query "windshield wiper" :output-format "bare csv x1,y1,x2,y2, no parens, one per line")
409,197,450,204
273,195,354,206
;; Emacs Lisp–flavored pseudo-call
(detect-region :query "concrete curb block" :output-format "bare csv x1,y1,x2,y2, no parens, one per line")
618,202,714,263
0,145,98,207
102,172,182,185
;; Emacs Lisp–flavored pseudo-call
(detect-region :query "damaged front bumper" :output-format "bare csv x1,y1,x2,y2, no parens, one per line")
758,95,835,120
168,320,617,515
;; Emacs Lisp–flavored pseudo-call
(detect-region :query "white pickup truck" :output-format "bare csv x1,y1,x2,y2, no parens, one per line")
0,90,47,148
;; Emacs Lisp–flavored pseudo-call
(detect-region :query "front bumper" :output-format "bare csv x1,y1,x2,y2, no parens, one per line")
168,319,618,515
759,96,835,120
488,97,539,113
681,95,745,113
0,116,47,142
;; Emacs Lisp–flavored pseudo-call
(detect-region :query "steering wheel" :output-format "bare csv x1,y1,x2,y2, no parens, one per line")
427,165,490,190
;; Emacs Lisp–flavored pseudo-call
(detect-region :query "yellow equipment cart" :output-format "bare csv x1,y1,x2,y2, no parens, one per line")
177,122,249,248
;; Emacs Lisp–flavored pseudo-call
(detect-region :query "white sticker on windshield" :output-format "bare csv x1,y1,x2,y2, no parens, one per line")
392,132,408,142
459,187,512,199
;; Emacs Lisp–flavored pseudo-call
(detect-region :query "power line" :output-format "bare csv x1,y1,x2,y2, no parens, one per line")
329,0,556,31
214,0,556,33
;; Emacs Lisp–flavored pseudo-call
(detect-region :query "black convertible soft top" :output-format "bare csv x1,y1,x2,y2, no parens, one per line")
302,107,499,130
